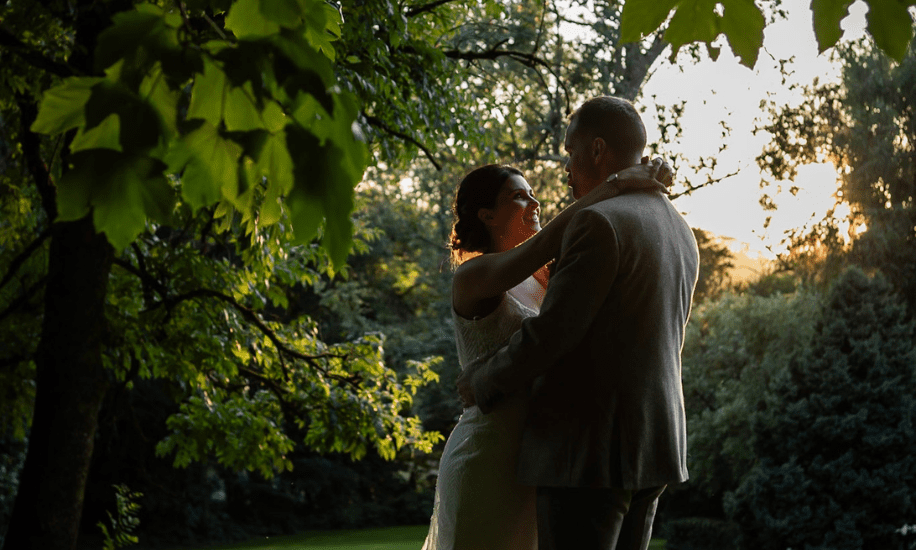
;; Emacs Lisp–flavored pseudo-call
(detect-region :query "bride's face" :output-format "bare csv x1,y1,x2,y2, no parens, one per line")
479,175,541,247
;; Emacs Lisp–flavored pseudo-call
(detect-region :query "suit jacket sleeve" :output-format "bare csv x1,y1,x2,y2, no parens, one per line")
472,208,619,413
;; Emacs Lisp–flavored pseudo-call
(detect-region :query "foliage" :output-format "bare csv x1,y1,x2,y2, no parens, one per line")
691,228,735,303
734,269,799,297
679,287,821,499
97,484,143,550
25,0,366,266
725,267,916,550
757,37,916,310
620,0,915,67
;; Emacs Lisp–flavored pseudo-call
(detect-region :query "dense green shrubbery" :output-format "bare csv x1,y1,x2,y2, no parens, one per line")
666,267,916,549
677,286,821,500
726,268,916,549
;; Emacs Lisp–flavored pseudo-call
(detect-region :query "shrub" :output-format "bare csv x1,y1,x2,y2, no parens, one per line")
726,268,916,550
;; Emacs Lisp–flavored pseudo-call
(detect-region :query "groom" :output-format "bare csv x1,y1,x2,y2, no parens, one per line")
458,96,699,550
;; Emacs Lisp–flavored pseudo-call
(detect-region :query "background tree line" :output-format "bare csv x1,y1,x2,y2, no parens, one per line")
0,0,914,549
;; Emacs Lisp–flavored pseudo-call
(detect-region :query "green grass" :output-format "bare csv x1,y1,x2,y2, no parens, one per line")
204,526,429,550
202,526,666,550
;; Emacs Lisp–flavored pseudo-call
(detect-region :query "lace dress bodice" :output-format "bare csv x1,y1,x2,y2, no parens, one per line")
452,287,538,368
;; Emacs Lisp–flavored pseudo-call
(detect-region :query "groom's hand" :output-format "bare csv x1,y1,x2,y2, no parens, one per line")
456,368,477,408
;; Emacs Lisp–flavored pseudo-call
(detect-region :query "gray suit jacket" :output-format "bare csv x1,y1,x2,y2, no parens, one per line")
471,190,699,490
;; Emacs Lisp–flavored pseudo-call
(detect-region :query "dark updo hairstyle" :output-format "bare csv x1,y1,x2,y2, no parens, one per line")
448,164,524,266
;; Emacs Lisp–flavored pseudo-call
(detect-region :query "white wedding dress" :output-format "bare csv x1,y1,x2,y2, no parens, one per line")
422,278,542,550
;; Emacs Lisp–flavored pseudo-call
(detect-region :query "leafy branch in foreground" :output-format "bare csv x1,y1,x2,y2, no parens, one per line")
619,0,914,67
28,0,367,266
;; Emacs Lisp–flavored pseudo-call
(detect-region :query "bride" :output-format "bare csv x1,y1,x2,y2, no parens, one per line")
422,160,669,550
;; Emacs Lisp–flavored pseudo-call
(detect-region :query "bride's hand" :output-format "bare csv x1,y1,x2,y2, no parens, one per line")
610,156,673,194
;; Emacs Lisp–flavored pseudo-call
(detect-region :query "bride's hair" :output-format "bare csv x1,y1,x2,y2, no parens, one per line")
449,164,524,266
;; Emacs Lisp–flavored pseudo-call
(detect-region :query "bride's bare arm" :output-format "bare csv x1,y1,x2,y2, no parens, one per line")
452,158,670,318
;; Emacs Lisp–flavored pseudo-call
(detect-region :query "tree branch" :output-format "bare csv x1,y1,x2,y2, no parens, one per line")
445,46,570,115
363,115,442,170
16,95,58,220
0,229,51,294
148,288,361,389
405,0,461,17
668,168,741,201
0,275,47,324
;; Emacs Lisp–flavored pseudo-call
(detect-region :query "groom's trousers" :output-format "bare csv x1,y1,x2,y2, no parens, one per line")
535,484,666,550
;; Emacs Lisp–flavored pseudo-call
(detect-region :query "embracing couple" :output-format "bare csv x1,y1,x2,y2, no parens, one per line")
421,96,700,550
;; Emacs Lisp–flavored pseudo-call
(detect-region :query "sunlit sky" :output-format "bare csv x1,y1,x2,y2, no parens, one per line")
635,0,870,260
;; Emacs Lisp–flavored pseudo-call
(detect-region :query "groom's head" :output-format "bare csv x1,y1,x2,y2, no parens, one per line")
564,96,647,199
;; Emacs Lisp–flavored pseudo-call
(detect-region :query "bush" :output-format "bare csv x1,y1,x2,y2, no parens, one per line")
726,268,916,550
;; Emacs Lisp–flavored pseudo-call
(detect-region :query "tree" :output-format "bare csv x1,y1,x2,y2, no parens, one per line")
691,228,735,303
726,267,916,549
758,36,916,312
0,0,470,547
619,0,915,67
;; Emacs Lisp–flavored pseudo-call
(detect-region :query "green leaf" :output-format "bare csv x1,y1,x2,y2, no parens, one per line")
720,0,765,67
180,121,243,209
865,0,914,62
664,0,721,48
70,113,122,153
84,81,162,152
285,124,329,248
261,101,287,132
95,4,186,86
95,8,164,72
619,0,681,43
812,0,854,53
259,0,303,27
225,0,281,39
285,121,360,267
140,63,180,136
224,83,263,131
188,58,227,127
259,191,283,226
302,0,337,61
258,131,294,196
58,150,173,250
30,77,105,135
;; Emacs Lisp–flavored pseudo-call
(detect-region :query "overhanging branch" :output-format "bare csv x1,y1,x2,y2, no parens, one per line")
364,115,442,170
0,275,47,324
405,0,462,17
668,168,741,201
445,45,570,115
149,288,360,388
0,229,50,294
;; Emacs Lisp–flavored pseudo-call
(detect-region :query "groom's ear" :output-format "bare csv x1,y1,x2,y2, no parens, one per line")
591,137,606,162
593,137,614,167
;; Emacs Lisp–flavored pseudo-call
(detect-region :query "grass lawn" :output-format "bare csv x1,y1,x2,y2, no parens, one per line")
203,525,666,549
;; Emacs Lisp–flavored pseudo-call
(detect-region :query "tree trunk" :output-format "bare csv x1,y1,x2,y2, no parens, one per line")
3,219,113,550
3,2,125,547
